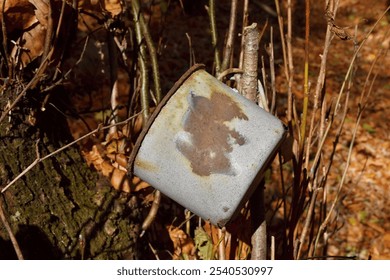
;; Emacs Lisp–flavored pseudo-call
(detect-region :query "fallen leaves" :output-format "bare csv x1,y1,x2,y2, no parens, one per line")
82,130,150,193
167,225,196,260
1,0,76,68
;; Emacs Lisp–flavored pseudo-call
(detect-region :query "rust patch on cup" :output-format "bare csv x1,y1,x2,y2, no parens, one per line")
175,90,248,176
135,158,159,173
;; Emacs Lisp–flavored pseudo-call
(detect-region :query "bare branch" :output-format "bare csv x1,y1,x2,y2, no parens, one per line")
1,114,141,194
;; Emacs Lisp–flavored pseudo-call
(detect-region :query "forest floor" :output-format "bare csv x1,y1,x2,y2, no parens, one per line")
67,0,389,259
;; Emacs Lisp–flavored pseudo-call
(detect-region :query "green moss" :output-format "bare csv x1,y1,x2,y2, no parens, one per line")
0,119,140,259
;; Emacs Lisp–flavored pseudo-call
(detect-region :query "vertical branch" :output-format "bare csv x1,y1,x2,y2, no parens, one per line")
274,0,289,82
274,0,294,121
220,0,238,73
286,0,294,122
268,27,276,114
1,0,10,74
0,197,24,260
296,187,320,259
185,33,196,67
108,31,119,134
239,23,259,101
218,228,226,260
130,0,163,236
238,23,266,260
133,0,162,103
299,0,310,157
239,0,249,69
42,0,53,64
260,56,269,110
304,0,339,171
208,0,221,74
250,180,267,260
131,0,150,122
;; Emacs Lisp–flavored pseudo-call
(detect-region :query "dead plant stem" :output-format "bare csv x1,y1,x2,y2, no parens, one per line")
299,0,310,159
42,0,53,64
1,0,9,74
304,3,338,172
240,23,259,101
133,0,162,103
239,0,249,69
130,0,164,236
268,27,276,114
208,0,221,74
131,0,150,122
108,31,119,134
296,187,321,259
274,0,289,82
220,0,238,73
218,228,226,260
0,48,55,124
286,0,294,122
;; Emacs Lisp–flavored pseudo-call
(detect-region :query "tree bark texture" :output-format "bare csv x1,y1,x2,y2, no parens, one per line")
0,95,143,259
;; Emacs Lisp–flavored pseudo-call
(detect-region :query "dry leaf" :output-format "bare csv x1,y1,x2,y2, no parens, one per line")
83,145,150,193
167,225,196,260
0,0,37,33
104,131,131,154
28,0,49,27
11,24,46,67
106,153,128,169
5,0,74,68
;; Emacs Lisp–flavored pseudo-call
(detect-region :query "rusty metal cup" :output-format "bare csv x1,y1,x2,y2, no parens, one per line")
129,64,286,226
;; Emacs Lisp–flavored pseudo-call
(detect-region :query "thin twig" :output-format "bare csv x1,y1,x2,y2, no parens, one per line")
253,1,277,17
185,33,196,67
239,0,249,69
274,0,289,82
1,0,10,73
131,0,150,122
277,152,288,254
332,6,389,119
132,0,162,103
42,0,54,63
1,114,141,193
270,235,275,260
107,30,119,134
217,68,243,81
312,9,389,253
52,0,71,81
207,0,221,74
218,227,226,260
296,187,321,259
286,0,294,123
260,56,269,109
309,5,389,179
130,0,164,236
299,0,310,159
0,48,55,124
41,36,90,96
0,197,24,259
305,0,339,172
267,27,276,114
220,0,238,73
140,189,161,237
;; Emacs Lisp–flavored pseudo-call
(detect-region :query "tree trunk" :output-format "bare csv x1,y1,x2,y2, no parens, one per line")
0,94,143,259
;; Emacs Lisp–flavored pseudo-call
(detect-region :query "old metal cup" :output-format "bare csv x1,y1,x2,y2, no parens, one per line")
129,64,286,226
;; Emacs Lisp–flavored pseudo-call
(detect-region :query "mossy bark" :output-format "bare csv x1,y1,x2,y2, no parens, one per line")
0,96,143,260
